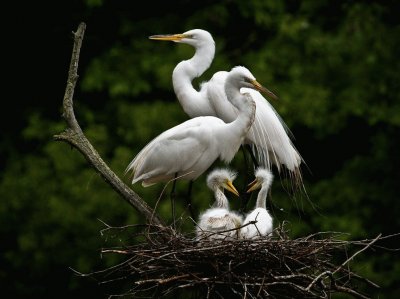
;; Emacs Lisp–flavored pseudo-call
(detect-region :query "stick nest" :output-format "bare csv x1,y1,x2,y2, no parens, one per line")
79,221,390,299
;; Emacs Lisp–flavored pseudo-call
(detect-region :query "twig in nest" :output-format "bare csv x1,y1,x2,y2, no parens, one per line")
78,223,398,298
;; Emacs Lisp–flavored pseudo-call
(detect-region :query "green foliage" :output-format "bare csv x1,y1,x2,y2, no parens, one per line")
2,0,399,298
1,114,136,297
83,0,104,8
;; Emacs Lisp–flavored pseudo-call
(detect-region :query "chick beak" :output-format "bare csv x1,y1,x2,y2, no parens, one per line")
246,178,261,193
225,180,240,197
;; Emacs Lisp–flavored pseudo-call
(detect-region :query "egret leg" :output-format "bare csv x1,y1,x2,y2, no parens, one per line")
245,144,259,169
186,180,196,221
239,145,252,213
170,173,178,229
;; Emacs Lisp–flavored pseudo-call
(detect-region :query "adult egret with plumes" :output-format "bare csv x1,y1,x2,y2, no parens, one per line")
196,168,243,241
149,29,303,188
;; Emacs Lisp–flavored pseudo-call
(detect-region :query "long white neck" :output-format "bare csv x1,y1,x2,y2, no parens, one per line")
256,177,273,209
255,188,268,209
172,44,215,117
214,87,256,164
225,85,256,143
212,188,229,209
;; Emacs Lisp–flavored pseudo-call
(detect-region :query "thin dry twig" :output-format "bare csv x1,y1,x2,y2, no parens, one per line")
332,233,382,275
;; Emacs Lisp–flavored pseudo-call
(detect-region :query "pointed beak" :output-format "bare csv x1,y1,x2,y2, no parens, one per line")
225,180,240,197
246,178,261,193
250,80,278,100
149,33,187,42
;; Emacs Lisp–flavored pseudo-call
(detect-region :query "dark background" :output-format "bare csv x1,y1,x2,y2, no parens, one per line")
2,0,399,298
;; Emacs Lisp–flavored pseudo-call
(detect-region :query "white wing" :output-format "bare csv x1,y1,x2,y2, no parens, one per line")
126,116,224,186
244,88,302,172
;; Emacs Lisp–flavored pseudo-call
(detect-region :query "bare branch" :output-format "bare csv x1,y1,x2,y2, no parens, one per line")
333,284,372,299
54,22,164,226
332,233,382,275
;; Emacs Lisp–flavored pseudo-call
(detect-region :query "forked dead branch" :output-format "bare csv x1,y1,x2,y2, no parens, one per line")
54,22,164,227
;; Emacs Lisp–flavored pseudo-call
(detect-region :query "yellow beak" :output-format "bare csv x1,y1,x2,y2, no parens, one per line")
225,180,240,197
149,33,188,41
246,178,261,193
250,79,278,100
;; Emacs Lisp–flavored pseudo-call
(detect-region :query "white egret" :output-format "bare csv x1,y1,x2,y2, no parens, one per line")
149,29,303,188
149,29,216,118
196,168,243,241
126,66,272,188
240,168,274,239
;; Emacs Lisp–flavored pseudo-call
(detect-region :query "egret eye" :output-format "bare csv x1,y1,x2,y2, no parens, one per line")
243,77,252,83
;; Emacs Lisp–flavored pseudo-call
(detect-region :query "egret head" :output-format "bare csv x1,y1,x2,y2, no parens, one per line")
149,29,215,49
207,168,239,196
247,167,274,193
229,66,278,100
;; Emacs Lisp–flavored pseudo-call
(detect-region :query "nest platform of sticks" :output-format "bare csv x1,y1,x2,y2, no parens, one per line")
80,222,388,299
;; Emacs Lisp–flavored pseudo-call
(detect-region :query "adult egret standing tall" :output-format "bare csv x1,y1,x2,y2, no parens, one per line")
196,168,243,241
149,29,303,189
150,29,216,118
126,66,271,192
240,168,274,239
